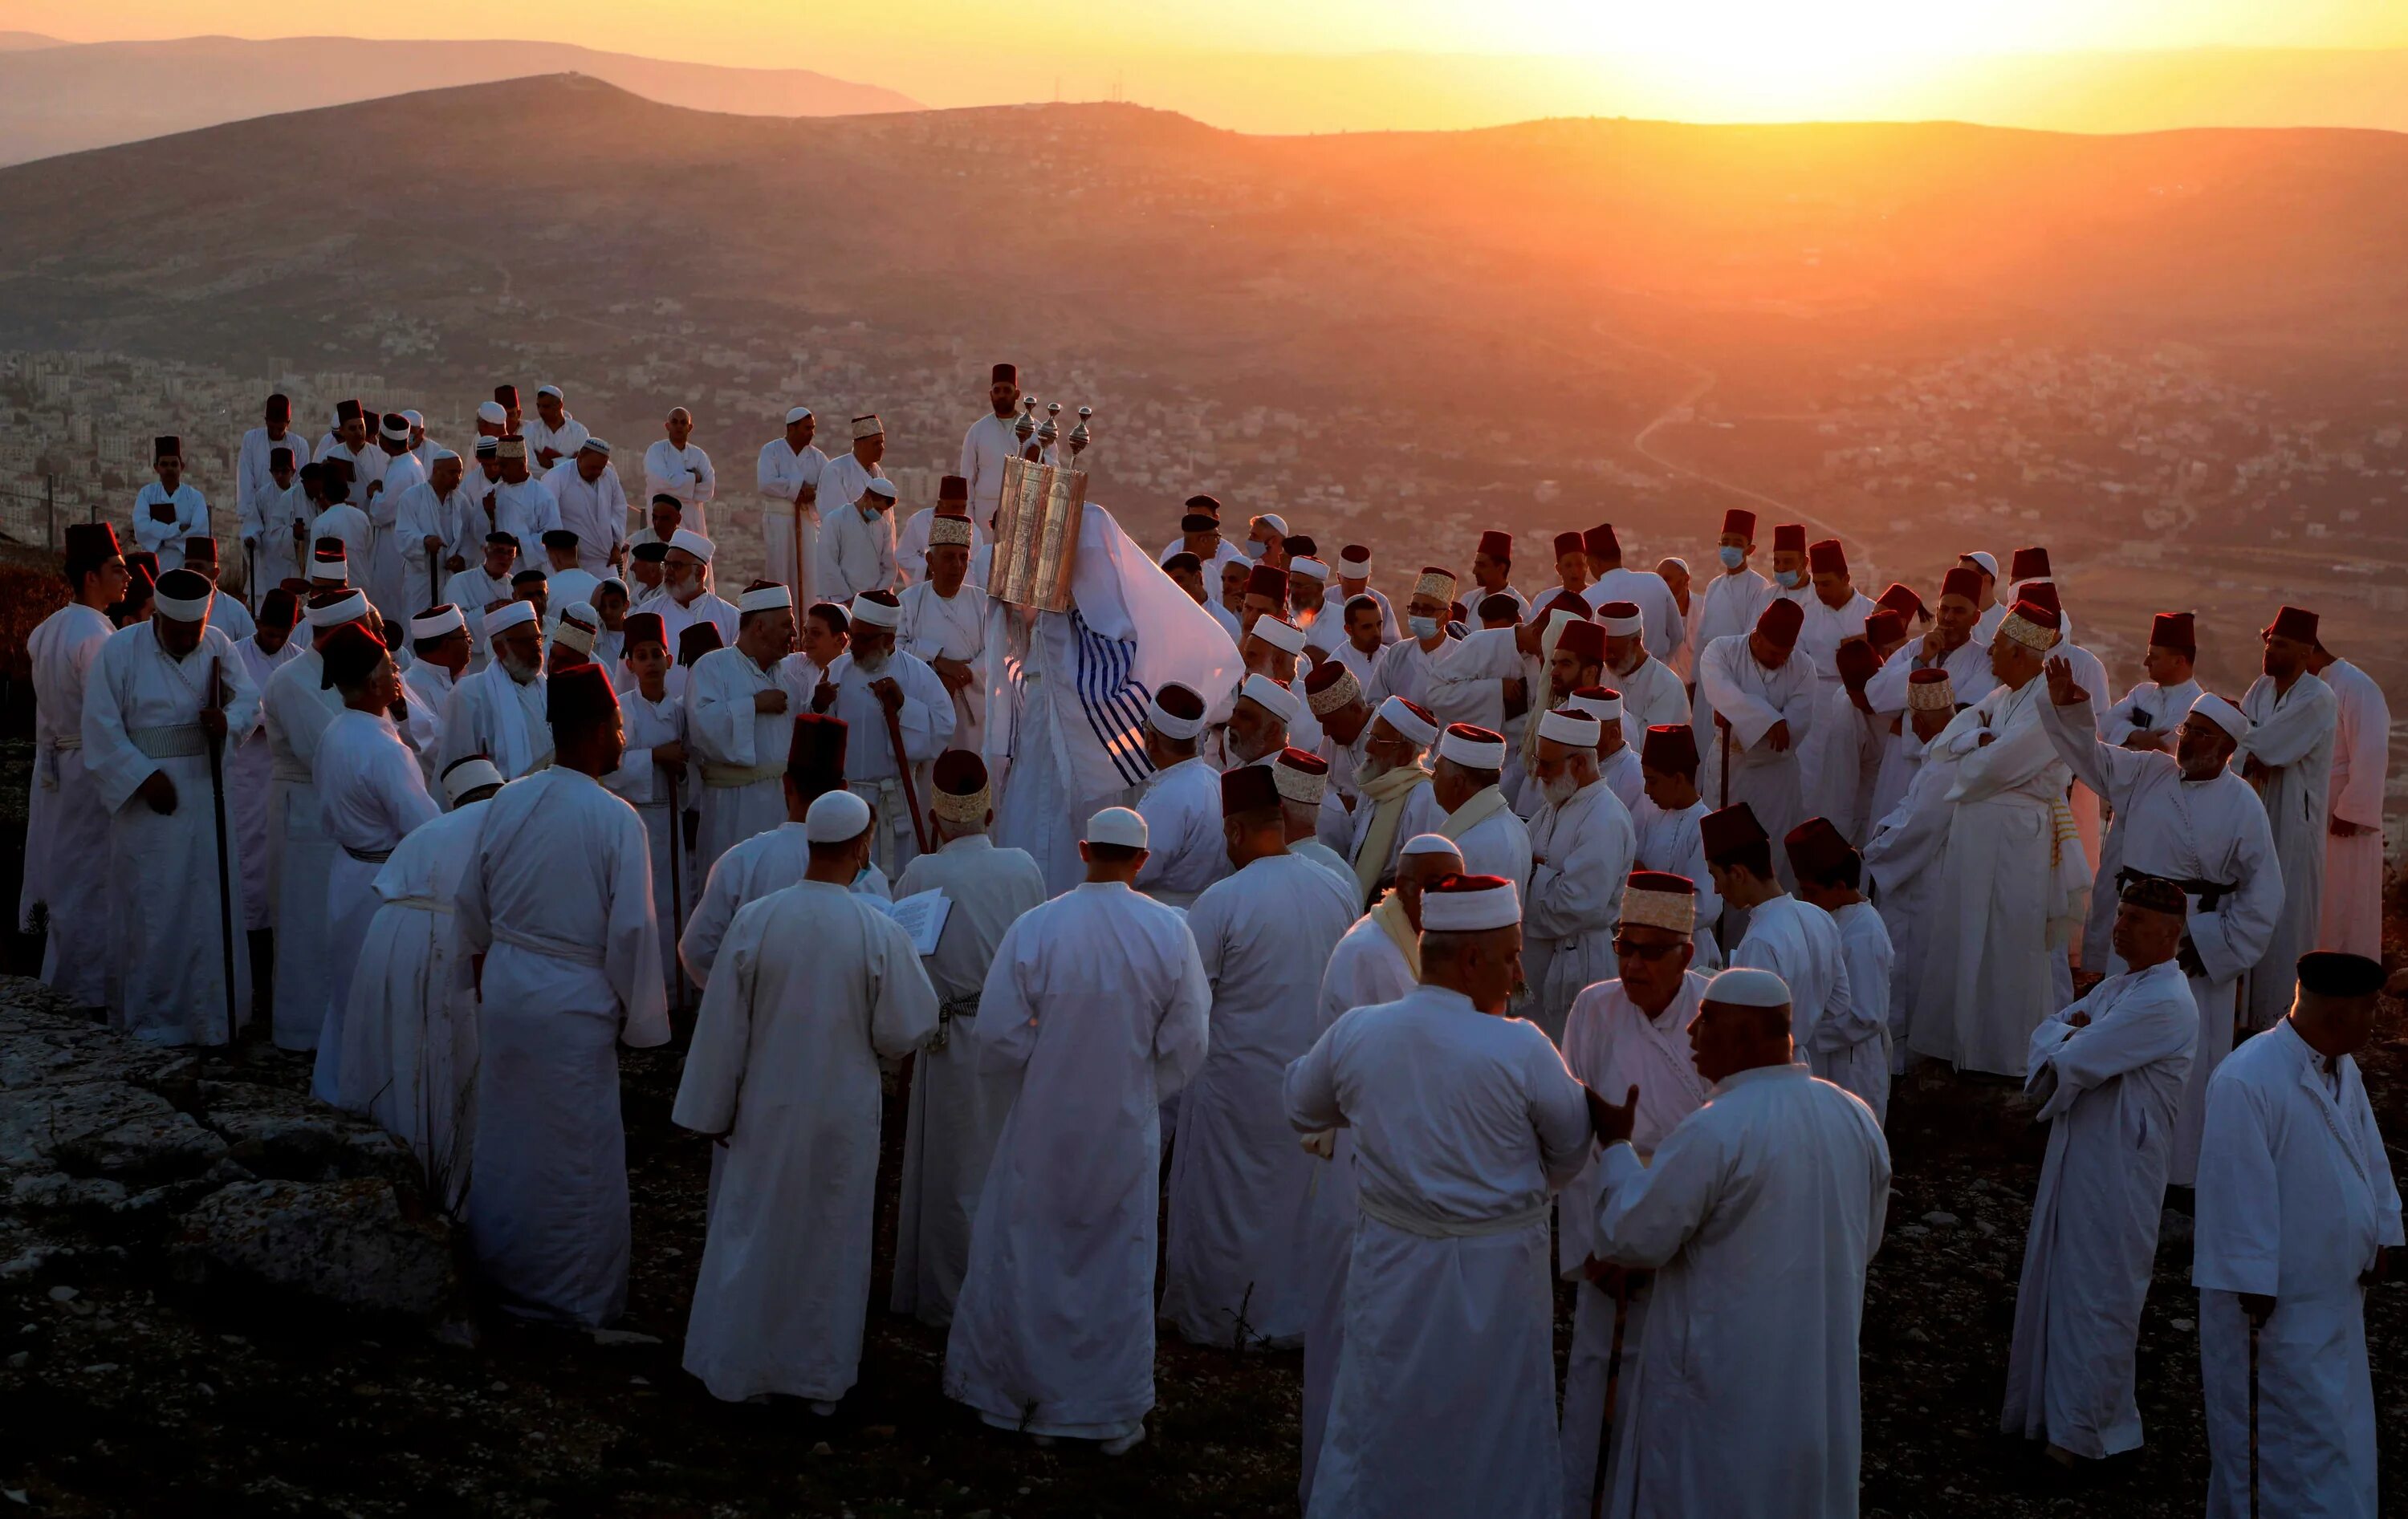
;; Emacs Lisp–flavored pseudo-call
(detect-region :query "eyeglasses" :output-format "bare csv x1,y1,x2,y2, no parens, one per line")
1612,935,1686,961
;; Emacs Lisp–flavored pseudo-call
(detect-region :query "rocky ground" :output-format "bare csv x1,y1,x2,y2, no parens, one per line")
0,942,2404,1517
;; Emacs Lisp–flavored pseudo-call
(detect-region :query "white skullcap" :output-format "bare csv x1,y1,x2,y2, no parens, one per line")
803,788,873,843
2187,691,2251,741
1536,709,1601,748
409,604,466,639
738,584,794,614
1438,725,1508,770
441,756,505,805
430,447,460,465
1291,557,1329,581
401,408,424,428
864,477,898,502
1250,616,1306,655
1704,966,1791,1008
667,528,714,563
1399,833,1462,861
848,594,902,629
476,400,508,424
1572,688,1624,722
153,579,213,620
551,605,597,653
1148,686,1207,741
1255,513,1288,537
1086,806,1149,848
535,384,563,401
1962,550,1999,577
1419,877,1522,932
1375,695,1439,746
1337,546,1371,575
581,437,611,456
485,599,539,635
1239,672,1301,726
1598,604,1645,637
784,404,813,425
1660,556,1688,574
305,590,369,628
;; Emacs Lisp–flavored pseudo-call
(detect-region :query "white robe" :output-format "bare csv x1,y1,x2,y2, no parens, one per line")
895,506,993,588
336,798,489,1211
602,684,692,996
2081,675,2201,965
1523,779,1635,1042
1584,567,1686,664
22,603,117,1005
1696,632,1818,877
944,882,1211,1439
1283,985,1590,1519
890,837,1049,1327
398,660,454,794
822,503,898,602
959,412,1021,518
1607,653,1690,735
899,580,990,755
2193,1020,2402,1519
437,661,551,782
262,647,345,1050
523,413,590,472
311,708,440,1107
1734,893,1877,1113
813,453,884,590
81,621,261,1045
821,651,955,875
2317,658,2387,959
651,589,741,660
131,482,209,569
1366,633,1450,711
488,477,562,550
1164,854,1358,1350
440,567,515,670
1591,1062,1889,1519
683,646,794,878
457,766,669,1326
755,437,827,599
1133,755,1228,907
235,425,308,526
2003,960,2194,1458
230,634,300,930
240,480,315,594
1441,786,1533,895
1828,901,1894,1122
2235,671,2337,1030
1629,796,1723,969
543,462,628,575
677,821,892,988
673,880,938,1401
361,449,426,619
642,439,715,534
309,502,372,572
1861,733,1963,1066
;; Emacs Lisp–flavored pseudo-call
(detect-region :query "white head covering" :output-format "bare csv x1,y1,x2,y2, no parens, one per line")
1571,688,1624,722
1597,603,1645,638
1291,557,1329,582
441,756,506,804
1272,752,1328,805
851,414,885,440
1620,875,1698,934
1148,686,1207,741
429,447,460,465
485,599,539,635
1086,806,1149,848
476,400,508,425
738,584,794,614
1438,725,1508,770
551,611,596,654
581,437,612,457
849,594,903,629
409,604,466,639
785,404,813,425
667,528,715,563
153,579,213,621
803,789,873,843
1239,672,1301,726
864,477,898,502
1704,966,1791,1008
1962,550,1999,579
1255,512,1289,538
2187,690,2251,741
1536,709,1601,748
401,408,424,428
1399,833,1462,861
1420,877,1522,932
535,384,564,402
1337,546,1372,575
1249,616,1306,655
1375,695,1438,747
305,590,369,628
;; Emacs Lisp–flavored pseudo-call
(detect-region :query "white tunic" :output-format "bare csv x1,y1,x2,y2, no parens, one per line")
958,412,1021,517
2003,960,2194,1459
898,580,990,754
1861,733,1962,1060
230,633,300,930
487,477,562,550
1523,779,1635,1040
309,502,373,573
1442,786,1534,895
1366,633,1449,711
457,766,669,1326
891,837,1049,1327
311,708,440,1106
2317,658,2387,959
22,603,116,1005
236,425,310,521
2193,1020,2402,1519
81,620,261,1045
600,684,693,993
682,646,793,876
649,589,741,663
262,648,345,1049
389,481,471,615
543,461,628,574
131,482,209,569
673,879,938,1401
1733,892,1874,1111
1164,854,1358,1350
240,481,315,593
1592,1062,1890,1519
1609,653,1690,734
361,449,426,619
642,438,715,534
523,412,590,471
1696,632,1819,872
1133,755,1228,906
1825,900,1893,1120
821,652,956,874
677,820,893,989
944,882,1211,1438
439,567,515,670
1584,567,1686,664
2235,671,2337,1030
821,502,898,602
814,453,884,593
756,437,827,600
1284,985,1590,1519
397,660,454,792
436,663,551,782
1629,796,1723,968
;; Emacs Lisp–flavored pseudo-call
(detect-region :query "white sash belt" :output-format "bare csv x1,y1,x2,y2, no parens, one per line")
49,737,82,753
390,896,452,915
129,724,208,759
702,762,783,789
1356,1192,1550,1241
490,924,607,967
272,759,315,784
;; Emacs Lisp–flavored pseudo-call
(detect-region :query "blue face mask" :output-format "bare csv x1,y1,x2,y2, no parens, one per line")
1718,545,1746,571
1408,615,1440,640
1241,540,1266,561
1774,568,1804,590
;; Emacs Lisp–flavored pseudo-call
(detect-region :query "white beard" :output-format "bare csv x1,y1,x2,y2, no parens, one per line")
1541,772,1580,809
852,651,891,678
499,654,539,685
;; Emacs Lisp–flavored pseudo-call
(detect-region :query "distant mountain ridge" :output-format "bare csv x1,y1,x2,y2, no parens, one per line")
0,33,918,166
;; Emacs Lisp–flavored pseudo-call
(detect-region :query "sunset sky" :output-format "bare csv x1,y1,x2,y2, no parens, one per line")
14,0,2408,131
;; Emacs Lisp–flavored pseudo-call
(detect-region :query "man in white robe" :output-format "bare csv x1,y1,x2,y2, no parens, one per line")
131,436,209,571
2040,672,2280,1187
1164,765,1357,1351
1579,526,1686,666
958,364,1024,525
897,473,993,589
230,591,302,981
1555,873,1711,1517
399,606,470,792
1696,597,1817,875
673,789,938,1408
22,525,128,1008
457,665,669,1326
240,445,314,595
441,533,520,673
811,413,888,597
823,475,901,601
1588,965,1890,1519
1629,722,1723,968
685,585,800,876
649,528,741,655
2194,950,2400,1519
891,754,1047,1328
2003,876,2196,1468
1861,668,1963,1054
1366,566,1458,711
393,452,475,616
177,538,255,645
945,807,1212,1452
360,413,426,621
601,612,692,998
1426,722,1532,893
235,394,307,539
809,589,954,874
642,408,716,535
1705,808,1865,1100
1783,816,1893,1119
2308,636,2386,959
1274,747,1356,887
81,570,261,1045
521,385,588,471
1595,599,1690,734
2234,605,2338,1032
543,440,628,576
1344,696,1440,906
897,503,990,757
757,404,827,599
1523,705,1636,1041
1283,873,1589,1519
1128,684,1226,906
437,602,551,782
1790,538,1874,701
1688,509,1773,708
485,439,561,551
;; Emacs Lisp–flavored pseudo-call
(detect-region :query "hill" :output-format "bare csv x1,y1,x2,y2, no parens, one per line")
0,35,917,166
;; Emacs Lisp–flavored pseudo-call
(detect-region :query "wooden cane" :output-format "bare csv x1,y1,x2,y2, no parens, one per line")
661,761,686,1016
1714,717,1733,957
1590,1274,1633,1519
884,697,931,856
2247,1310,2260,1518
204,658,238,1043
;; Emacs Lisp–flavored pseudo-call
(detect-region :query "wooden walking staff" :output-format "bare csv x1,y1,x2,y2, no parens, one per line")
1589,1270,1634,1519
661,757,687,1016
203,657,238,1042
884,698,931,857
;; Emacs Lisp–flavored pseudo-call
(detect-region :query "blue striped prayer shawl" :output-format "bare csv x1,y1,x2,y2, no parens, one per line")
1072,610,1155,789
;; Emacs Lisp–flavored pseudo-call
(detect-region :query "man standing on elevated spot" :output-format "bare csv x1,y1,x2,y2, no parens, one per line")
645,407,716,536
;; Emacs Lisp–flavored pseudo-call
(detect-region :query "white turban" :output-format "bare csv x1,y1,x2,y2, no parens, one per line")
485,599,538,635
1375,695,1438,747
1420,878,1521,932
1536,709,1601,748
668,529,715,563
738,584,794,614
1239,672,1301,726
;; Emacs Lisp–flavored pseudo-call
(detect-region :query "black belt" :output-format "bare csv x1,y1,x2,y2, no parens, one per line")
2117,867,2237,912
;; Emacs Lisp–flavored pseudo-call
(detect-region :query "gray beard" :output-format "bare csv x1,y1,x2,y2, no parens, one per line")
1230,729,1279,766
499,654,539,685
1541,773,1580,809
852,652,890,678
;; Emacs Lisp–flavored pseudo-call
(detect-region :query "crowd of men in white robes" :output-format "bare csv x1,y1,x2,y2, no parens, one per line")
10,359,2402,1517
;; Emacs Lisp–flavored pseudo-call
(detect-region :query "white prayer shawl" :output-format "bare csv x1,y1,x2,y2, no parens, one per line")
262,648,345,1049
2193,1021,2402,1519
1133,755,1229,906
2042,698,2281,1185
642,438,716,534
437,662,550,783
1584,567,1686,664
439,567,515,669
1283,985,1591,1519
487,477,562,551
681,646,791,877
896,505,993,588
677,821,893,989
600,684,692,993
756,437,828,600
456,766,669,1326
230,634,301,930
891,837,1048,1327
335,797,489,1211
828,651,956,873
1556,971,1713,1517
398,660,454,793
1629,795,1723,969
1696,632,1819,879
543,461,628,573
1827,902,1894,1122
944,882,1211,1438
310,502,373,573
1165,854,1359,1349
1592,1062,1889,1519
1733,893,1873,1105
1907,677,2069,1076
1443,788,1534,896
2235,671,2337,1030
241,481,315,592
2003,960,2194,1458
131,482,209,569
958,412,1022,514
523,413,590,469
673,879,938,1401
361,449,426,619
22,603,116,1004
1523,779,1636,1042
1366,633,1449,711
312,709,441,1106
2318,658,2387,959
1609,653,1690,734
899,579,990,753
81,620,261,1044
822,502,898,602
237,425,308,519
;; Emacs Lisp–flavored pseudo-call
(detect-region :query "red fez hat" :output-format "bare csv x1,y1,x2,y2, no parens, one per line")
1876,583,1925,621
785,712,848,791
2018,581,2061,615
1284,534,1317,558
1807,538,1847,575
1865,608,1907,648
269,445,295,467
1552,530,1584,558
2007,597,2062,631
1940,566,1983,603
1583,523,1619,558
991,362,1017,384
1834,639,1881,690
1185,493,1222,517
1279,746,1330,776
1556,619,1605,664
2010,546,2051,582
63,522,120,571
183,535,219,562
1723,509,1756,539
1908,668,1951,690
933,749,988,796
259,587,300,629
265,392,291,419
335,398,364,424
1221,762,1282,815
1700,802,1769,863
2150,611,2195,655
1784,816,1856,880
153,435,181,460
1247,563,1288,600
621,611,666,652
938,474,969,504
494,384,520,408
1755,597,1804,648
1477,530,1513,561
544,662,620,729
1641,723,1699,775
1478,593,1523,623
1537,591,1592,626
2265,605,2319,644
318,622,387,689
676,621,725,664
1771,524,1807,553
